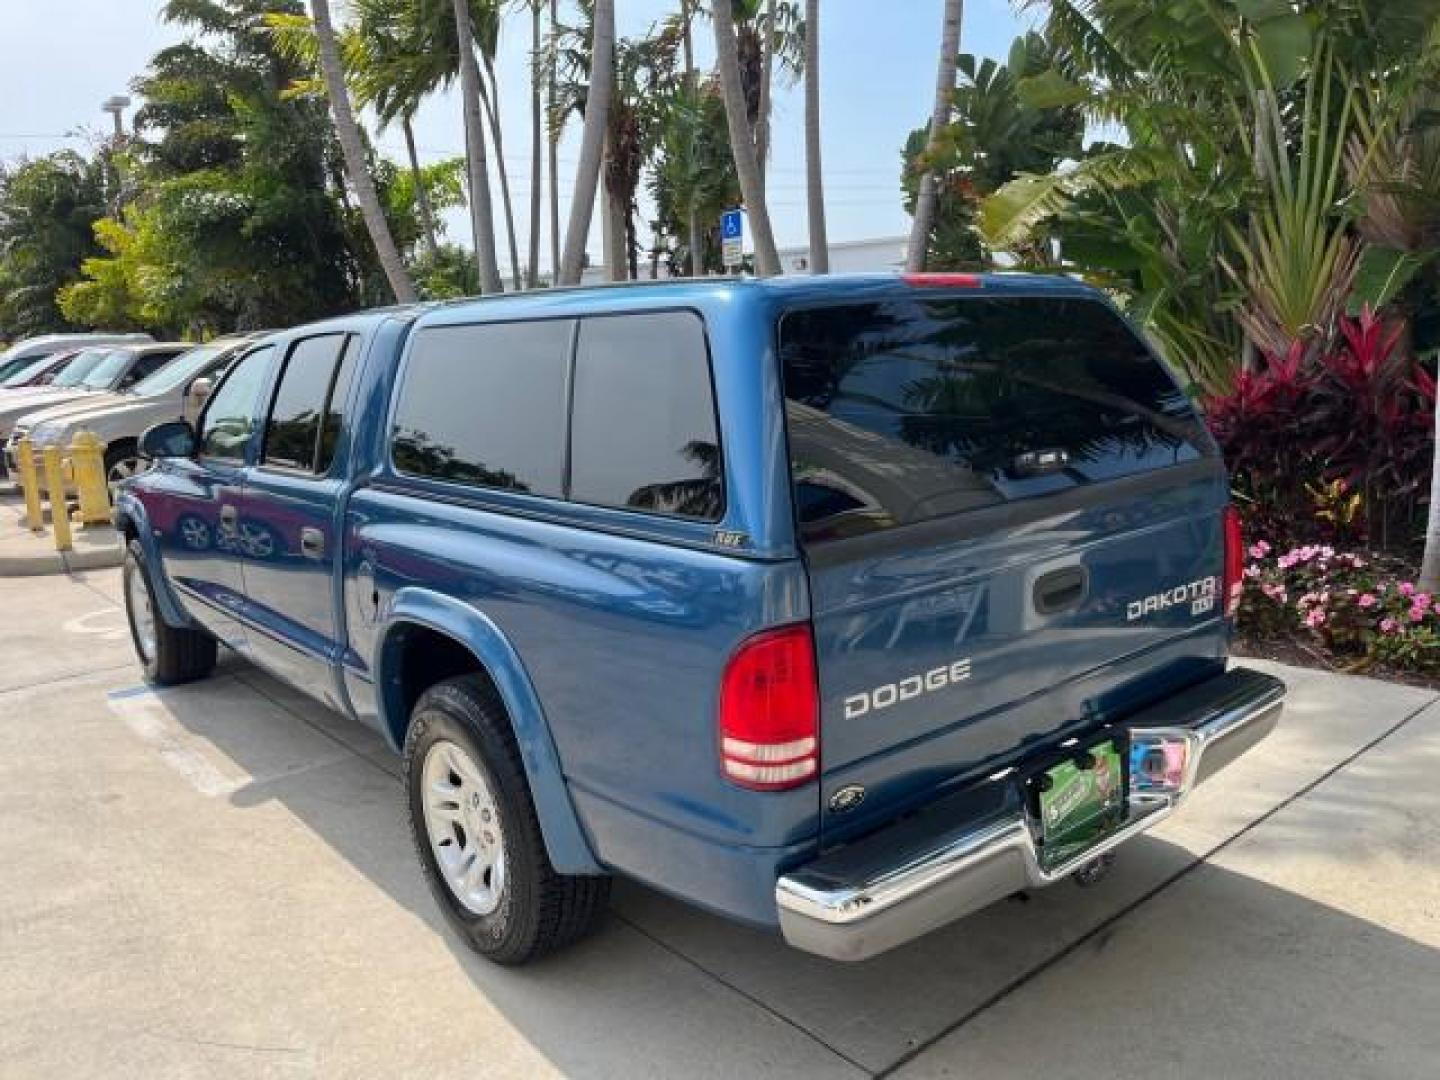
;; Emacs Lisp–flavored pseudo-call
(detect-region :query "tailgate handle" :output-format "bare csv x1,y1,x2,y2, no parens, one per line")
1034,566,1087,614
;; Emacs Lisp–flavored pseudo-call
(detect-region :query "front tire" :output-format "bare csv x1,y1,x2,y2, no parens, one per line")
123,539,217,685
404,675,610,964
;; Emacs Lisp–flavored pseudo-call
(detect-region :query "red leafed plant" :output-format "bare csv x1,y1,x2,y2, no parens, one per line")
1205,306,1434,551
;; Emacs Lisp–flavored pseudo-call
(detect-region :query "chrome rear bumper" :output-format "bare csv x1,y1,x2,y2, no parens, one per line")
776,666,1284,961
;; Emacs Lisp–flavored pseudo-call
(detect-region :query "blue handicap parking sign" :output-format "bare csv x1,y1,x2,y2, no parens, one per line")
721,210,743,240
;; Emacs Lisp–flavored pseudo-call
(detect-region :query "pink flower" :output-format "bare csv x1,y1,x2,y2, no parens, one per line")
1262,583,1287,602
1358,593,1377,609
1305,609,1328,628
1381,618,1401,635
1399,582,1416,598
1248,541,1271,559
1410,605,1427,623
1416,593,1433,611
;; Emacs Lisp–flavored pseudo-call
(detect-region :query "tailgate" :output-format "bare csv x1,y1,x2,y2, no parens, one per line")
776,289,1232,844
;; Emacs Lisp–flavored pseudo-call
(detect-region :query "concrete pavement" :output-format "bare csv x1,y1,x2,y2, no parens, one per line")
1,568,1436,1078
0,484,123,576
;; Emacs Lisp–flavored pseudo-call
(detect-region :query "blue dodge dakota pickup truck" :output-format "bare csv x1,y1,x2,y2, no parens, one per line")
118,274,1284,964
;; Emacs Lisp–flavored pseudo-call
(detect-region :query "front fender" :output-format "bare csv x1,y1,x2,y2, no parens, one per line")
112,491,191,630
377,588,603,876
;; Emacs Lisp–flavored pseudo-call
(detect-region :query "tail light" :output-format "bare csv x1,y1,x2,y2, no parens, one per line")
1222,505,1244,618
719,624,819,790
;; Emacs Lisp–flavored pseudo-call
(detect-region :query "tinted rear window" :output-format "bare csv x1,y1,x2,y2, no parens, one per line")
391,321,572,497
569,312,723,521
779,296,1206,543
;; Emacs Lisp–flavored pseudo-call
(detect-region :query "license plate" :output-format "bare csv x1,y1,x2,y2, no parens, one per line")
1036,739,1126,871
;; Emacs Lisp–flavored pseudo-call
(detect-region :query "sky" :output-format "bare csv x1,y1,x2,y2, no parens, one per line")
0,0,1033,278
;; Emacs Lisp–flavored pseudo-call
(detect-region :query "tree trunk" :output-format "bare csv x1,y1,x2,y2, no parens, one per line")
548,0,561,282
1420,354,1440,592
309,0,415,303
756,0,775,190
403,116,440,262
804,0,829,274
559,0,614,285
604,141,629,283
906,0,963,273
712,0,781,277
682,0,703,276
527,2,543,288
480,54,523,291
452,0,503,293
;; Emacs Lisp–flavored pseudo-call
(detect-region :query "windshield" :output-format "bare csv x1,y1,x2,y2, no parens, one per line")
129,344,224,397
77,349,133,390
50,349,112,388
1,355,54,387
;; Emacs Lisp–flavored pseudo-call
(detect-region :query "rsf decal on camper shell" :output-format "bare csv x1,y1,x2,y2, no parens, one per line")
1127,576,1219,621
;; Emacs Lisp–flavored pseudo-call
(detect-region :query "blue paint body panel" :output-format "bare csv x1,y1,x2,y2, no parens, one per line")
124,274,1235,929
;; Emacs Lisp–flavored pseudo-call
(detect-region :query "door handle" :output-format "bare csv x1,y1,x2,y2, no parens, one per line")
300,527,325,559
1034,566,1087,615
219,504,238,527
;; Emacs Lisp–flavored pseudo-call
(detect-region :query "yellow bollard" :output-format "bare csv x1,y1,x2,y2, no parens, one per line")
15,437,45,534
41,446,72,552
69,431,112,525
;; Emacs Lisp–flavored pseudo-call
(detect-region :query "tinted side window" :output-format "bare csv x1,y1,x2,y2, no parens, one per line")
317,338,359,473
392,321,572,497
569,312,722,520
779,297,1207,543
262,334,350,472
127,349,181,384
200,345,274,461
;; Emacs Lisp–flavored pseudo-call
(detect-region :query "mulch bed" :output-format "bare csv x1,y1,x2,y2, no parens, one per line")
1234,632,1440,692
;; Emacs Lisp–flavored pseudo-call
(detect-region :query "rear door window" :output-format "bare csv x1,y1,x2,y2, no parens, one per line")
569,311,722,521
262,334,354,473
391,320,572,497
779,296,1208,543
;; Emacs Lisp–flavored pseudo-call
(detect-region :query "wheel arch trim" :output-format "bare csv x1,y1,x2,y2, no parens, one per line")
113,492,191,629
377,587,604,876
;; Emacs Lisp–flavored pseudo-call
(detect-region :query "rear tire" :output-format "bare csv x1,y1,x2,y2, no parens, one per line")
123,539,217,685
404,675,610,964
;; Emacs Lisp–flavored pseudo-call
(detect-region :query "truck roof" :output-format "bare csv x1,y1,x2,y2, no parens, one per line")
410,272,1103,331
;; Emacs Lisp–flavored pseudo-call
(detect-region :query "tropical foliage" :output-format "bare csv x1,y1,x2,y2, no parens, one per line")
970,0,1440,396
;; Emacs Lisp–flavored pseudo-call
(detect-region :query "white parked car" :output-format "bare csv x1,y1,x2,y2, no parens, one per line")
0,342,190,481
5,336,261,490
0,332,153,386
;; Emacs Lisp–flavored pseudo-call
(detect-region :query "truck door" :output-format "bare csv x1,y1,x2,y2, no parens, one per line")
155,343,275,652
237,332,359,703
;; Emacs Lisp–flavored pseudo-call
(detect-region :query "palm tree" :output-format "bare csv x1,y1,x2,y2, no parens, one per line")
907,0,964,272
559,0,614,285
452,0,504,292
804,0,828,273
308,0,416,302
548,0,561,280
713,0,781,276
527,0,543,288
679,0,704,273
478,49,523,290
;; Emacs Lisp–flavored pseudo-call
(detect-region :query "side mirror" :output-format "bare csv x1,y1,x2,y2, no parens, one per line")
139,419,197,461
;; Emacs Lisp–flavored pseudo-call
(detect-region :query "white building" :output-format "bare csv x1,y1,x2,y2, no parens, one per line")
576,234,910,285
775,235,909,276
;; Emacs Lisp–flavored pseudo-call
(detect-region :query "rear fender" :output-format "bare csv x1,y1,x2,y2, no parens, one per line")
377,588,603,876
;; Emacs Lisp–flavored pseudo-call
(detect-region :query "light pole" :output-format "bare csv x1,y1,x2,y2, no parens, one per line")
101,95,131,139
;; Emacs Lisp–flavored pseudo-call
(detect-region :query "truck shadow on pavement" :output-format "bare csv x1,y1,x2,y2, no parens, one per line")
138,654,1440,1078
